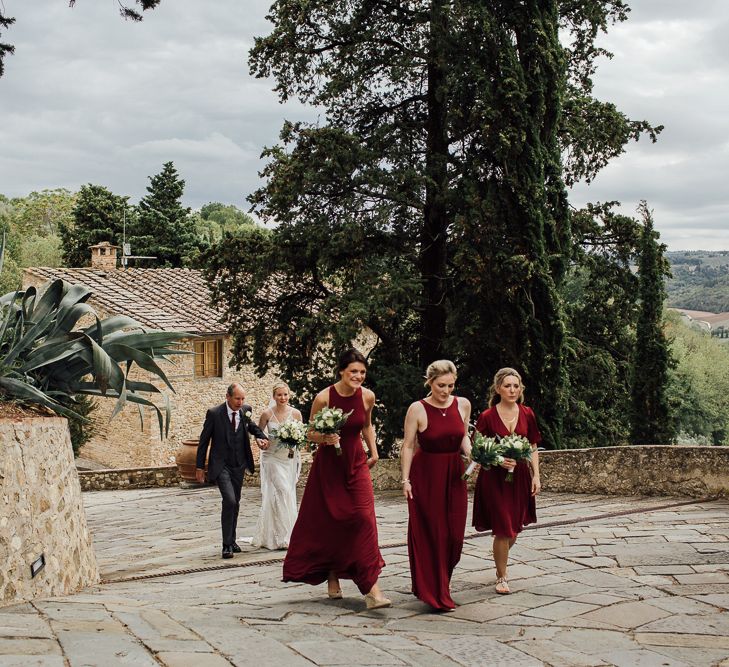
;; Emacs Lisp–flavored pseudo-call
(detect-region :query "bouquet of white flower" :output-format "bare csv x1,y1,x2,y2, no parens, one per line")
499,433,533,482
462,432,505,480
275,420,308,458
309,407,353,456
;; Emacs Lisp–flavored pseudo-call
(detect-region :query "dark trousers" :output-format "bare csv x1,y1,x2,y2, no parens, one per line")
217,464,244,546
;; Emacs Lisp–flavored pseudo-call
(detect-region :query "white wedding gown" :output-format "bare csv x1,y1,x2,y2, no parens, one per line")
251,409,301,550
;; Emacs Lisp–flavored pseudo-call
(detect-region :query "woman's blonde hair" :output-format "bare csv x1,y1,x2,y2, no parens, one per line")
488,367,524,407
424,360,457,388
271,381,290,396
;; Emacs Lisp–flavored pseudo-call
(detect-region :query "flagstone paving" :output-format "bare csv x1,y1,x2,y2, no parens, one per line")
1,487,728,666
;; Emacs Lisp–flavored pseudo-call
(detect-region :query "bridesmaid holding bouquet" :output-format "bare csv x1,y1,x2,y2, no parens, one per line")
282,349,391,609
472,367,542,595
401,360,471,611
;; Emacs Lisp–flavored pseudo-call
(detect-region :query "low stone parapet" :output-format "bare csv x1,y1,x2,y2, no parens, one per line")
539,445,729,498
77,445,729,498
78,465,180,491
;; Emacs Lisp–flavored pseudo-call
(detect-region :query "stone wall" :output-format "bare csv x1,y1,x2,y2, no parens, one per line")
0,417,99,608
79,466,180,492
73,446,729,498
539,445,729,498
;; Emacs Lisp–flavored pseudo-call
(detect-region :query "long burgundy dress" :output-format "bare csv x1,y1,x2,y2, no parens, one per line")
407,398,467,611
282,386,385,594
472,404,541,539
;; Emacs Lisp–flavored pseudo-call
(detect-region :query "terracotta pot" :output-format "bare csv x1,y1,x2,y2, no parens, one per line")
176,439,208,482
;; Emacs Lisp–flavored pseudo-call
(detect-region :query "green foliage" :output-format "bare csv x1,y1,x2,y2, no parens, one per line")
665,312,729,445
0,249,22,296
0,191,68,291
562,203,642,448
19,235,62,268
10,189,76,238
63,394,98,456
666,251,729,313
59,184,130,267
127,162,201,267
630,202,675,445
0,275,188,437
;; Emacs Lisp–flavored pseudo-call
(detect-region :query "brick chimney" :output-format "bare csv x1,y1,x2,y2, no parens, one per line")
89,242,120,270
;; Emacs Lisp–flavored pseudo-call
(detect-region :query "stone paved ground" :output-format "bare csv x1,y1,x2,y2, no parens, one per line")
2,486,729,667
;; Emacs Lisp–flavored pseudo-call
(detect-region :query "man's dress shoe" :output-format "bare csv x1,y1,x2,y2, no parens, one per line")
232,543,242,553
222,545,234,559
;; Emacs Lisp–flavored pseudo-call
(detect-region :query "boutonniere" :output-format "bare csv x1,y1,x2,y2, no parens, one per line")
243,409,252,420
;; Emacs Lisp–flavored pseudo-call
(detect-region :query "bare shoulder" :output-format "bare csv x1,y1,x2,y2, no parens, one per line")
407,400,425,417
314,388,330,406
362,387,376,407
292,408,304,421
456,396,471,410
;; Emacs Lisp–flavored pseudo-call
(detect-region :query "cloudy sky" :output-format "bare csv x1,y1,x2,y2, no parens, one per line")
0,0,727,250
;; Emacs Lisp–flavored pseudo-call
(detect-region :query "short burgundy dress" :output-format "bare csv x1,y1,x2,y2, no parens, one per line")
282,386,385,594
472,403,541,539
407,398,467,610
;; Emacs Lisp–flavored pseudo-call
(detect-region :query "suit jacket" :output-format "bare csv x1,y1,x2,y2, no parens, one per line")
196,403,267,481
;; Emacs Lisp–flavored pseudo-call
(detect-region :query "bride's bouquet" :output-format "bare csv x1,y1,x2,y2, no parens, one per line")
275,420,308,458
461,432,505,480
309,407,353,456
499,433,533,482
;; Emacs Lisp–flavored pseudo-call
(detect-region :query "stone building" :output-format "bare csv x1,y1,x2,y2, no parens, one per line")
23,243,278,468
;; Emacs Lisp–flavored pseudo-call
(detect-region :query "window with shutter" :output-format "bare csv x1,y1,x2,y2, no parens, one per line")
193,338,223,378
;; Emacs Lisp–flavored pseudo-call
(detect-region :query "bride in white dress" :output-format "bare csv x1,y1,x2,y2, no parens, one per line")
252,382,303,550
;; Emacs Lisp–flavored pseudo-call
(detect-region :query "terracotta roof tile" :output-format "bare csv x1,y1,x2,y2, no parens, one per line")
24,267,225,334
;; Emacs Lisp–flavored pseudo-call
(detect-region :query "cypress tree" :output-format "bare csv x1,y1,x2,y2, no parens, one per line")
630,201,675,445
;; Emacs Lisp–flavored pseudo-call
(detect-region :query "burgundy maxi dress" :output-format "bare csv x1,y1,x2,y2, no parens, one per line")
407,398,468,610
282,386,385,594
472,404,541,539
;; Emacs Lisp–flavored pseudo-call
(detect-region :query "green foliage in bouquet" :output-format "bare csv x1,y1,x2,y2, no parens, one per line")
461,431,504,480
275,419,308,458
499,434,533,482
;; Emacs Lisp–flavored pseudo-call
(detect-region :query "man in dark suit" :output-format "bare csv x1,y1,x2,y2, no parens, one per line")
196,382,269,558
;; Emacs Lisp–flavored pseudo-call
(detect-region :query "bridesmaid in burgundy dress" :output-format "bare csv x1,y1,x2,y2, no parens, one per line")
401,360,471,611
282,349,391,609
472,367,542,594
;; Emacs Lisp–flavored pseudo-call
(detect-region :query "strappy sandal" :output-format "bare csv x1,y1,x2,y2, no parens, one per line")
495,577,510,595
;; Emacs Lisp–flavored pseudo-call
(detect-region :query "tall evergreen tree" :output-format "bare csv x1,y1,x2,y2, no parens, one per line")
203,1,661,454
128,162,199,267
59,184,129,267
630,201,674,445
562,203,642,448
199,0,658,454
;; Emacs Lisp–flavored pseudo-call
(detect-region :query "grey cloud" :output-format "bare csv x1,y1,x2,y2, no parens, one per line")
0,0,727,249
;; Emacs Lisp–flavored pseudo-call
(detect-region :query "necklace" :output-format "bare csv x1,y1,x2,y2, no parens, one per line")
428,399,451,416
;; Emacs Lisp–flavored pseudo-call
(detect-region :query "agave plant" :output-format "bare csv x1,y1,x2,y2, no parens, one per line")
0,278,189,437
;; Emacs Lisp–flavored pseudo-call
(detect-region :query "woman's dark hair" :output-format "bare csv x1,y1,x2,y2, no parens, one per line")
337,348,368,372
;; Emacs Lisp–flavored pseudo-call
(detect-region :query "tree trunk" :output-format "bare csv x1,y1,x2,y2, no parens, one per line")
419,0,449,366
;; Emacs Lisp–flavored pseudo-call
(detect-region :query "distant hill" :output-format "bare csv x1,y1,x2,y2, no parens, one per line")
666,250,729,313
